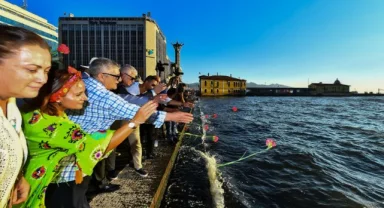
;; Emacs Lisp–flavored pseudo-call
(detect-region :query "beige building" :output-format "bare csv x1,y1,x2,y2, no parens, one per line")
309,79,350,95
199,74,247,96
0,0,58,50
59,13,170,80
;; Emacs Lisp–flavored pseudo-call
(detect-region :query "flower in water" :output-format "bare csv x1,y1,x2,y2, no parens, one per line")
212,113,218,118
232,106,238,112
212,136,219,143
205,114,209,118
266,138,276,148
204,124,209,131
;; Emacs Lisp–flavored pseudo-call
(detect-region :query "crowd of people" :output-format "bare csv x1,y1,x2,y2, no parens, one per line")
0,24,196,208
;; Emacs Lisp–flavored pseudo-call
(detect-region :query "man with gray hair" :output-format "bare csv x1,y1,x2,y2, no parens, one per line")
63,58,193,192
113,64,168,176
114,64,194,173
119,64,194,108
116,64,160,105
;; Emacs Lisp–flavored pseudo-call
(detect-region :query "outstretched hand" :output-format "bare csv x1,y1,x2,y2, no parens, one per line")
133,101,158,124
165,111,194,123
154,83,167,94
153,94,168,103
183,102,195,108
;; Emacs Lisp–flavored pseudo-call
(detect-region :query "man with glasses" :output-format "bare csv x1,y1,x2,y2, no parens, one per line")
64,58,193,193
113,66,168,177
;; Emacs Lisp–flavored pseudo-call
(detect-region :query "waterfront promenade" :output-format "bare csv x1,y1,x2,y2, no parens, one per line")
89,119,189,208
89,139,174,208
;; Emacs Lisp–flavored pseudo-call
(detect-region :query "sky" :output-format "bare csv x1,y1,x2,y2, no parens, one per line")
8,0,384,92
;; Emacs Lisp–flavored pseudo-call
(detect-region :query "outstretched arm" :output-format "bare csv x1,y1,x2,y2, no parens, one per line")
105,101,158,152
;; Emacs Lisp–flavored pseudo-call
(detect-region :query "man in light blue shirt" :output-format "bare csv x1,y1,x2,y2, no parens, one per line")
65,58,193,190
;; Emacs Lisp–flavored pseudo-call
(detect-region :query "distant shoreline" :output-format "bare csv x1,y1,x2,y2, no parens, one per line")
245,94,384,97
198,94,384,97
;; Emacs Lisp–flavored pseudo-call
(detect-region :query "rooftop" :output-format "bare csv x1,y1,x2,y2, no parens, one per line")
310,78,350,86
199,75,246,81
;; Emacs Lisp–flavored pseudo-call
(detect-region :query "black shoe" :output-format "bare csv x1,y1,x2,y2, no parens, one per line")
135,168,148,177
98,184,120,193
107,170,118,180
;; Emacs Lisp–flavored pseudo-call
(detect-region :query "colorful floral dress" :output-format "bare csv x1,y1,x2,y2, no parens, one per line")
20,110,113,208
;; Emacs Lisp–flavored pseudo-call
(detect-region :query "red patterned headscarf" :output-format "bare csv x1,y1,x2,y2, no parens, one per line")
49,66,82,103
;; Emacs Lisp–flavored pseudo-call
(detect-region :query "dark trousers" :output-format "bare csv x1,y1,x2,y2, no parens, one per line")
45,176,91,208
106,150,116,171
140,124,154,157
93,150,115,188
165,121,177,139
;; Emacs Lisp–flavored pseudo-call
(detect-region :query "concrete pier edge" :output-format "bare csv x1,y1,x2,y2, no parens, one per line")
150,124,187,208
151,108,193,208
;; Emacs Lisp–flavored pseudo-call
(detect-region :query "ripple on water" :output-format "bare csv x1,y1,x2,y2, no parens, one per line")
162,97,384,208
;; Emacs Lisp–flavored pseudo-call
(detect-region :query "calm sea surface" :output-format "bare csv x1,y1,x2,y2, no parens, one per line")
161,97,384,208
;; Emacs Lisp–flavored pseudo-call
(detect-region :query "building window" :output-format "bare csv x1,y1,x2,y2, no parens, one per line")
217,89,219,93
205,89,207,93
205,81,207,86
211,89,213,93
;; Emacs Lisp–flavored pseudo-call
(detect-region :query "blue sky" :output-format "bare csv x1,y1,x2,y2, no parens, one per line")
10,0,384,92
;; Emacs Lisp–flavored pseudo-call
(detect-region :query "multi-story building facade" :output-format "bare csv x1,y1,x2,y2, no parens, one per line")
0,0,58,50
58,14,169,79
199,74,247,96
309,79,350,95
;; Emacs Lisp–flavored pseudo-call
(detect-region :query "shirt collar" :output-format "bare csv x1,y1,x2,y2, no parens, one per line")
125,82,140,96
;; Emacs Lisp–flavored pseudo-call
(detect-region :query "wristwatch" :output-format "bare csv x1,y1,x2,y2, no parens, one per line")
128,121,137,129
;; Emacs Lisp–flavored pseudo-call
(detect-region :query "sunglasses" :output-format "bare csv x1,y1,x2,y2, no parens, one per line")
102,73,121,81
122,73,136,81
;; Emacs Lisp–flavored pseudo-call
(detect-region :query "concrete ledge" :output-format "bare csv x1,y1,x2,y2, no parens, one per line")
89,139,175,208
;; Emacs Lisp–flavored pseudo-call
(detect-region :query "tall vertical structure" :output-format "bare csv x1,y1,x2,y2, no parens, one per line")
172,41,184,74
59,13,169,79
0,0,58,50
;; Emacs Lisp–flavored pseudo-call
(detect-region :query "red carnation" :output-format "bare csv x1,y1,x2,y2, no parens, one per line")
57,44,70,54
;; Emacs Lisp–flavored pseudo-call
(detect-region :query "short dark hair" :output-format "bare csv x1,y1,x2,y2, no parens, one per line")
144,75,159,83
177,83,186,93
0,25,50,64
167,88,177,97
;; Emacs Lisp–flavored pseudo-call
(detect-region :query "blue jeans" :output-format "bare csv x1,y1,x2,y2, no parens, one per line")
165,121,177,140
